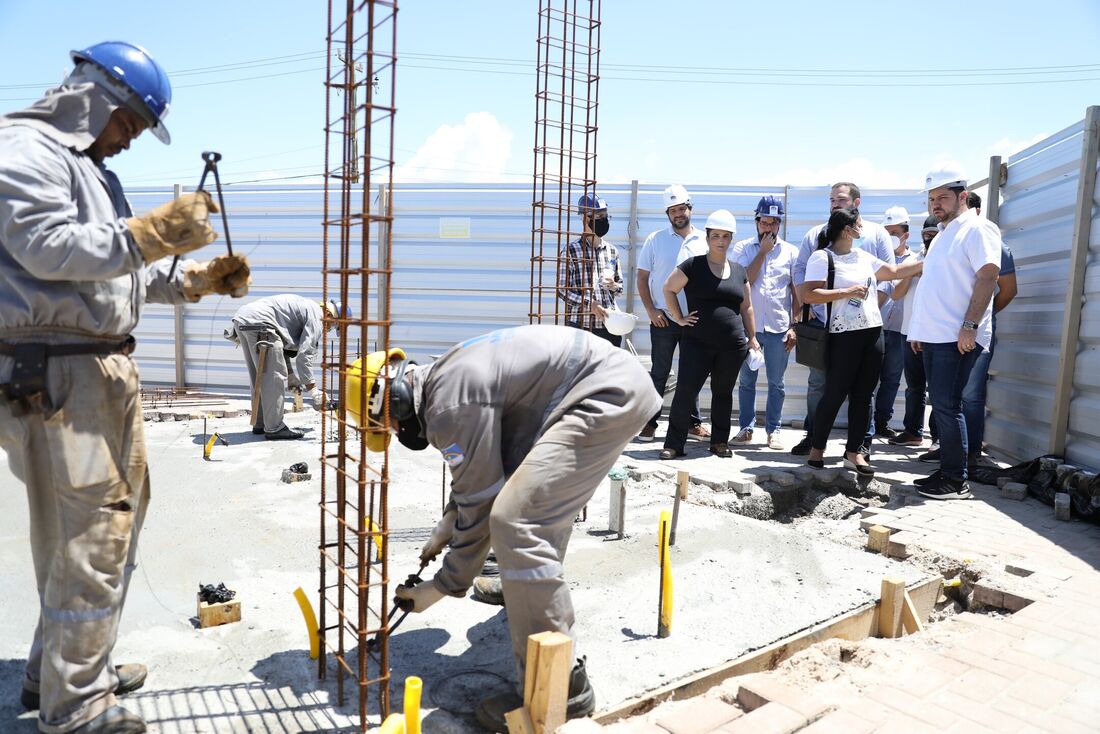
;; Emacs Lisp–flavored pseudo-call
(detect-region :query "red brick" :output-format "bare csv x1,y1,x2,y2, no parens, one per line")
797,709,875,734
654,698,743,734
719,703,805,734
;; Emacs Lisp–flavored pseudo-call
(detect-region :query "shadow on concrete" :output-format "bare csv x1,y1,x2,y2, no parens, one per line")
0,659,37,732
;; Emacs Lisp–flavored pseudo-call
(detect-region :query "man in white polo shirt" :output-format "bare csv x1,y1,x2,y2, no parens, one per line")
907,165,1002,500
636,184,709,440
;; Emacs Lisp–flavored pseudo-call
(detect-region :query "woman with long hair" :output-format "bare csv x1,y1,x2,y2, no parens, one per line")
801,208,923,475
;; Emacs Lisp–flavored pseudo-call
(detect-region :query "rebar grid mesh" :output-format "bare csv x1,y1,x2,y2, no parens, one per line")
530,0,603,327
319,1,397,729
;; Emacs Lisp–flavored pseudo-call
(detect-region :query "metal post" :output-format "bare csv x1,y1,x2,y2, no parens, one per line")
782,184,790,242
1049,106,1100,455
377,183,390,352
986,155,1003,226
625,179,639,313
172,183,186,387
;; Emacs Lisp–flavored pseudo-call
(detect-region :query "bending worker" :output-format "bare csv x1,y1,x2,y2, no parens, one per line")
352,324,660,732
227,294,344,440
0,42,250,734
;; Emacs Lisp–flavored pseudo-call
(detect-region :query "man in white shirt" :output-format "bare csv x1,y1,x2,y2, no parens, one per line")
790,182,895,456
636,185,709,440
907,166,1002,500
731,196,799,450
872,206,914,439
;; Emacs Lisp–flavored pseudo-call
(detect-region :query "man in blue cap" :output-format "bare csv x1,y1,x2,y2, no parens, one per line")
558,192,624,346
0,42,250,733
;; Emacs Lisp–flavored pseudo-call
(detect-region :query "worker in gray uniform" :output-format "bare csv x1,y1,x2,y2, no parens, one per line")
360,325,660,732
226,295,343,439
0,42,250,734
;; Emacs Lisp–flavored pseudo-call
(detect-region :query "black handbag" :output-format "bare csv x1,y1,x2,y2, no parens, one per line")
794,250,834,371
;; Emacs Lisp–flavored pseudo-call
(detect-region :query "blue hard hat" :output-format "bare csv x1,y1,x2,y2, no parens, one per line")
754,195,784,219
577,193,608,212
71,41,172,144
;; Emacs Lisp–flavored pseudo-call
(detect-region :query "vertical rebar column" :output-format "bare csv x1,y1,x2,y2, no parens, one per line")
529,0,601,328
321,1,398,730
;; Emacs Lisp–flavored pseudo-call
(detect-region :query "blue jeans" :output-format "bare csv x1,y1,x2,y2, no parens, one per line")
647,320,702,428
902,335,937,440
922,342,982,482
961,332,996,453
873,330,906,428
738,331,790,434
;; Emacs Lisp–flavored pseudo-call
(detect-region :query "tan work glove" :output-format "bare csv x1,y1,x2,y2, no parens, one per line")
420,508,458,565
394,579,446,613
182,254,251,302
128,191,219,262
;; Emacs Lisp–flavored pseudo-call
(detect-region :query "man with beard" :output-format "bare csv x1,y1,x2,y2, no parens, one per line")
790,182,895,456
636,185,709,440
907,166,1002,499
731,196,799,450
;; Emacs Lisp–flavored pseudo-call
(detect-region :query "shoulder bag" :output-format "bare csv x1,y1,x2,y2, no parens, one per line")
793,249,834,371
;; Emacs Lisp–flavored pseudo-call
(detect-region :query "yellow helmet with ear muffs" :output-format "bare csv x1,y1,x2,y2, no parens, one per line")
345,348,422,452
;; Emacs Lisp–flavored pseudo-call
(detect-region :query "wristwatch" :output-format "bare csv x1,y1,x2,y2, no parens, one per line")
961,320,978,331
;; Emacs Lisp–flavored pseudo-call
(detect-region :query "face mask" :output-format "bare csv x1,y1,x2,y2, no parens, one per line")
851,236,864,249
889,235,901,250
591,218,610,237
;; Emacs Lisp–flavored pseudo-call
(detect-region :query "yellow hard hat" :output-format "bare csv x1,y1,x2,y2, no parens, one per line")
345,347,407,452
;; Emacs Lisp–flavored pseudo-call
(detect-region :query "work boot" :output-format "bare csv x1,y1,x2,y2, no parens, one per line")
252,423,265,435
475,658,596,733
471,576,505,606
71,705,146,733
22,664,148,711
265,425,304,440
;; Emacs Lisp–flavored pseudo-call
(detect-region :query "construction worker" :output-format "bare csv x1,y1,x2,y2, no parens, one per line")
0,42,250,734
226,295,344,439
636,185,709,441
559,192,624,346
349,325,660,732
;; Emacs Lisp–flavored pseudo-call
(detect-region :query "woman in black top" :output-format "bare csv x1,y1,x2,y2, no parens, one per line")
660,210,759,458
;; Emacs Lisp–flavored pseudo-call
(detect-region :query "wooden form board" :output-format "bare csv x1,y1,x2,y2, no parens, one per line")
509,631,573,734
594,575,943,724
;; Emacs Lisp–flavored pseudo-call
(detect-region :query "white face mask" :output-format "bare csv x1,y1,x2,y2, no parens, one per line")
889,235,901,250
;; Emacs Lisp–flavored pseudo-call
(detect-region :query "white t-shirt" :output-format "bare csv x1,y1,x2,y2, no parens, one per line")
804,248,887,334
638,225,707,314
907,209,1002,350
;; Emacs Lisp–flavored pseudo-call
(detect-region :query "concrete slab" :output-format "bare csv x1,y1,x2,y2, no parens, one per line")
0,412,928,732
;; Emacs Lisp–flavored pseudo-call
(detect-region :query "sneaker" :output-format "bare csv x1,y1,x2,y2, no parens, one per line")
71,705,146,733
471,576,505,606
914,469,943,487
476,658,595,733
23,664,147,711
875,425,899,439
766,432,784,450
888,431,923,446
919,447,941,463
265,425,304,440
687,424,711,440
659,448,685,460
637,424,657,441
918,476,972,500
790,434,812,456
732,428,753,444
710,443,732,458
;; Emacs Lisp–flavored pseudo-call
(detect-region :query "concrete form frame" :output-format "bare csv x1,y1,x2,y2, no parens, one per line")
529,0,602,327
320,1,398,728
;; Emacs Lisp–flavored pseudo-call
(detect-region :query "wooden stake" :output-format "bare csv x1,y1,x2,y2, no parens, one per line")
516,631,572,734
505,708,535,734
676,470,689,500
900,589,925,635
878,577,906,639
866,525,891,554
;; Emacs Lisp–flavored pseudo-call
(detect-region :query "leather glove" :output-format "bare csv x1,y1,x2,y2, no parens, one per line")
420,508,458,565
182,254,251,301
394,579,446,613
128,191,219,262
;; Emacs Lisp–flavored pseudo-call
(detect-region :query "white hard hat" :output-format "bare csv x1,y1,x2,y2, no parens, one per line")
603,308,638,336
747,348,765,372
663,184,691,209
882,206,910,226
923,165,967,192
704,209,737,234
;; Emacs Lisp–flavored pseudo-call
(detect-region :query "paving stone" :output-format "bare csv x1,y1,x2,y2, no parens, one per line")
797,709,875,734
997,476,1011,488
604,719,668,734
1001,482,1028,500
1055,493,1071,521
654,698,743,734
1004,562,1036,577
886,530,919,559
558,717,606,734
770,471,799,488
719,703,806,734
691,474,729,492
734,676,829,720
728,476,755,497
929,689,1024,734
971,582,1005,609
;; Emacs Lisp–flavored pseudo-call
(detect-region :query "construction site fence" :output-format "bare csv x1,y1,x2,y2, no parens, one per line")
127,109,1100,469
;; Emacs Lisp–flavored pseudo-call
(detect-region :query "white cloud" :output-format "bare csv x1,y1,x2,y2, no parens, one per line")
754,158,914,189
394,112,515,182
987,133,1050,160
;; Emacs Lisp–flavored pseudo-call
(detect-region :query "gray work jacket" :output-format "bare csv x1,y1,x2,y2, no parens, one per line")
231,295,325,387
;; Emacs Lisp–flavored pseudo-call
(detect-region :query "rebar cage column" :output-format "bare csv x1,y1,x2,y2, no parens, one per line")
320,1,398,730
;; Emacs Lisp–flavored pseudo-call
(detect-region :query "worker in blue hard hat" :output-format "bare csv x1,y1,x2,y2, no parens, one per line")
0,42,251,733
558,192,625,345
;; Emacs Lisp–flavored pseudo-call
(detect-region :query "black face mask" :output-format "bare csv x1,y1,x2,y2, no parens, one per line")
589,217,610,238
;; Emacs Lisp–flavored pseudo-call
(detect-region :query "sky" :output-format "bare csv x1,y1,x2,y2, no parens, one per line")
2,1,1098,191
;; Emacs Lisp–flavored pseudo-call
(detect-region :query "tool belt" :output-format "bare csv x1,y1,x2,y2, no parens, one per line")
0,335,136,416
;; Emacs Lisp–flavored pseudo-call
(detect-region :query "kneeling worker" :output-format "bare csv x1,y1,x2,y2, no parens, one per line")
227,295,345,439
351,324,660,731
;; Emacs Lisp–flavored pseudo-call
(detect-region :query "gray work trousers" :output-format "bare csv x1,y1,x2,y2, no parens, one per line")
489,387,655,689
0,347,149,733
236,324,290,432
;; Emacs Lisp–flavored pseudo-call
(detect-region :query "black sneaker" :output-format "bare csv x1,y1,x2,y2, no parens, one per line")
876,425,899,439
918,476,971,500
914,469,943,487
918,447,941,463
790,434,813,456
